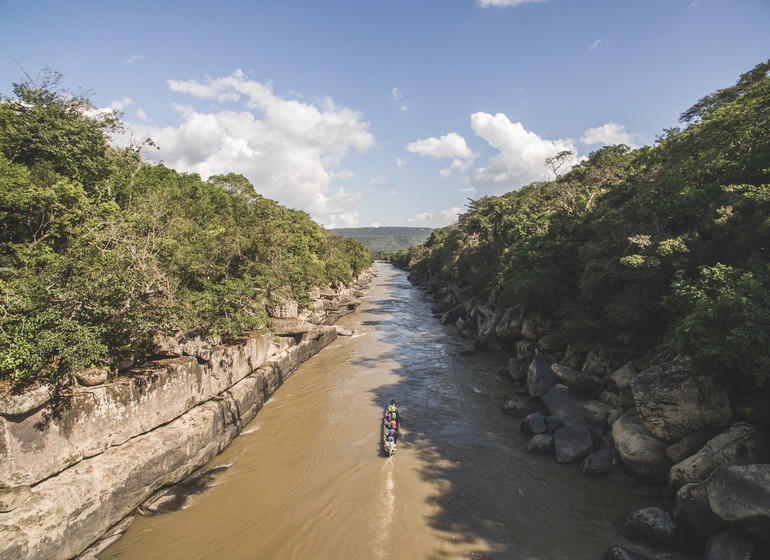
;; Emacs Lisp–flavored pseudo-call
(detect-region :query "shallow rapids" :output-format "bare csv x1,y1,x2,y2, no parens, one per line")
101,262,669,560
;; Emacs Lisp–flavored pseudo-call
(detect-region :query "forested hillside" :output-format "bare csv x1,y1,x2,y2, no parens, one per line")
393,61,770,388
0,71,372,389
332,227,433,254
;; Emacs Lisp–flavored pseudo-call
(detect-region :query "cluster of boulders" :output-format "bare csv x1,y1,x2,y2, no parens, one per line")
416,276,770,560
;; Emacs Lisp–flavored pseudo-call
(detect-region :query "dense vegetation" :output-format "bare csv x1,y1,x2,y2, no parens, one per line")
393,61,770,387
331,227,433,257
0,70,372,388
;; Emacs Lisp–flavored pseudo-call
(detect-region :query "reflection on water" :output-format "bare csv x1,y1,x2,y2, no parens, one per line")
101,263,678,560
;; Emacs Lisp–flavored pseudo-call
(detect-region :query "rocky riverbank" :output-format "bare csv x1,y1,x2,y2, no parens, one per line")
0,269,375,560
407,270,770,560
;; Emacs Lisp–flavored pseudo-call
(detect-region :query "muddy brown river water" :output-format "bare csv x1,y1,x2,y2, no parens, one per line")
100,262,679,560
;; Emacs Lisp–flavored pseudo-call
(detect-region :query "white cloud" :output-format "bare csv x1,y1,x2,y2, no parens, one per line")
580,122,637,147
478,0,546,7
110,97,133,111
396,158,406,168
588,39,606,52
135,108,149,121
408,206,463,228
335,169,355,180
125,54,143,64
122,70,375,228
407,132,476,177
390,86,408,111
470,112,578,194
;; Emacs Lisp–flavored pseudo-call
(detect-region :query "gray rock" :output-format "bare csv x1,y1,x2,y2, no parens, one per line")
705,529,760,560
599,390,622,407
541,384,613,425
440,303,467,325
527,354,557,399
537,332,567,354
582,349,610,377
553,425,596,463
526,434,554,454
544,415,564,433
76,367,108,387
665,425,723,464
495,306,523,342
612,409,672,483
521,316,548,342
498,359,526,383
676,479,724,538
605,362,637,391
501,399,539,417
0,385,54,416
631,359,733,443
707,464,770,544
521,412,548,435
668,423,770,489
603,546,650,560
620,506,698,552
551,363,603,396
581,447,619,475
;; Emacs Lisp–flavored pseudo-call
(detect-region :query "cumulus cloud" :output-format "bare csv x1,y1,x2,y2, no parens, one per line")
122,70,375,228
478,0,546,7
470,112,578,194
580,122,637,147
407,206,463,228
110,97,133,111
407,132,476,177
125,54,143,64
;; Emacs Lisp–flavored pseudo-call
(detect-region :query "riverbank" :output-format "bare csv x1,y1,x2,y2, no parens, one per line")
404,268,770,560
0,270,374,560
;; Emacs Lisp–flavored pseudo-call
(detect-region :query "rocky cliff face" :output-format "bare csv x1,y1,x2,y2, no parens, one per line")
0,270,374,560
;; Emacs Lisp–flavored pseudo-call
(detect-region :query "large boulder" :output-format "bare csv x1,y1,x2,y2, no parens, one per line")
581,447,619,475
677,464,770,544
495,306,524,342
551,363,603,396
668,423,770,489
526,434,555,454
604,362,637,392
631,359,733,443
553,425,596,463
666,425,723,464
526,354,557,399
440,303,467,326
542,384,613,425
620,506,699,553
705,465,770,544
705,529,761,560
498,359,527,383
612,409,672,482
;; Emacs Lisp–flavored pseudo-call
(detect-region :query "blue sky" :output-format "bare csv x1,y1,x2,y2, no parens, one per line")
1,0,768,228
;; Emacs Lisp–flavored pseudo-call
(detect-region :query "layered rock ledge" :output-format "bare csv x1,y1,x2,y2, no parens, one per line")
0,271,373,560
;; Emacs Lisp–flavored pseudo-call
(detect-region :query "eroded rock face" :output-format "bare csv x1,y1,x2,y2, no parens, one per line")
612,409,672,482
631,359,732,443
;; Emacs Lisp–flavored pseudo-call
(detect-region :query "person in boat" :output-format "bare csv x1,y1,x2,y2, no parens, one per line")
388,400,398,416
386,436,396,454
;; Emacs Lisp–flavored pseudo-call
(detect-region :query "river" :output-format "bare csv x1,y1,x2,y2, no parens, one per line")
100,262,672,560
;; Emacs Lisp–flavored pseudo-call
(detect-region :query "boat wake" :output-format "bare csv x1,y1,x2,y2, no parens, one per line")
374,460,396,559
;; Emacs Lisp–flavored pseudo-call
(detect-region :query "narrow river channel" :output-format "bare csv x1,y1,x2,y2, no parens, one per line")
101,262,671,560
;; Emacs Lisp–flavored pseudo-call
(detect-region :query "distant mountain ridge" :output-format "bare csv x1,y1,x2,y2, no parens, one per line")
331,227,433,253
